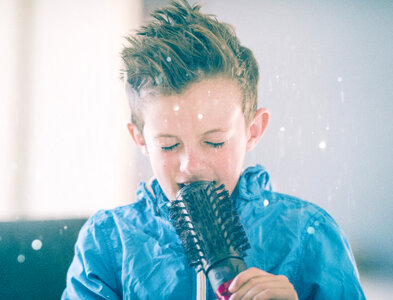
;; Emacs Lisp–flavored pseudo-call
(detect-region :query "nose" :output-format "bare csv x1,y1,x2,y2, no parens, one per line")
179,148,204,176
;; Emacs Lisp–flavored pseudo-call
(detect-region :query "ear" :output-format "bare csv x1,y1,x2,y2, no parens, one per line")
246,108,270,151
127,123,149,156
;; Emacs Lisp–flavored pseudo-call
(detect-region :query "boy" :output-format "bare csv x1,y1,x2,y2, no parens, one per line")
62,1,365,299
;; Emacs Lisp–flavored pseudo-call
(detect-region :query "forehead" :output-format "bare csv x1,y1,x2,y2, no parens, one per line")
140,77,246,138
142,77,243,123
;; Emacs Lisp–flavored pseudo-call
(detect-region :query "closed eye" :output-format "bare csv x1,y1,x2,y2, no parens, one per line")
161,143,180,152
205,141,225,148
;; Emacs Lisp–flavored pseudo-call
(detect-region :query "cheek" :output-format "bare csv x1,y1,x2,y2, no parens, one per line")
225,139,246,162
218,141,246,179
150,152,177,174
212,147,240,173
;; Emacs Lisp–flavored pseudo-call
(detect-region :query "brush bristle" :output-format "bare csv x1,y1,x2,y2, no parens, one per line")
168,181,250,272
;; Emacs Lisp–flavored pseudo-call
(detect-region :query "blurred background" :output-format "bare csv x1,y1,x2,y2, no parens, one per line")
1,0,392,298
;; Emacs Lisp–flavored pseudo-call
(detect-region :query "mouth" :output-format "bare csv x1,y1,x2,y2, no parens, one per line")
177,182,192,189
177,180,216,190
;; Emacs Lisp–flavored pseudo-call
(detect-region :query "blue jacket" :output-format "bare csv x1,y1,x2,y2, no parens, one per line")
62,165,365,299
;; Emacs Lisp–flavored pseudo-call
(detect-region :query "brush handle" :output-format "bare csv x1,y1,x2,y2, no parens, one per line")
207,257,247,298
216,279,234,300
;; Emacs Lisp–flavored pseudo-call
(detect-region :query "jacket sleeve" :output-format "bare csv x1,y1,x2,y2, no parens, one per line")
294,211,366,300
62,212,121,300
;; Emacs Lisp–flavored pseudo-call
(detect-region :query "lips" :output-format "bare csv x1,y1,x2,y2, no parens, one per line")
177,180,217,190
177,182,192,189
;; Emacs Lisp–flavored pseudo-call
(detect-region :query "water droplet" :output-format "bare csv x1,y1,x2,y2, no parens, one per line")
340,90,345,103
258,226,263,242
166,56,172,62
156,74,163,85
207,90,211,96
315,221,320,226
173,105,179,112
32,239,43,251
280,126,285,132
276,74,280,80
64,225,68,230
337,76,343,83
307,226,315,234
17,254,25,263
319,141,327,150
326,126,330,131
268,79,273,92
263,199,269,207
197,114,203,120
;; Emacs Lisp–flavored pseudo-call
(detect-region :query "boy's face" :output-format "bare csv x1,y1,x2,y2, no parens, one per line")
128,76,269,200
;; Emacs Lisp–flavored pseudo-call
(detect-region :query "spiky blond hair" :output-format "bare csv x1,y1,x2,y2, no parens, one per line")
121,0,259,131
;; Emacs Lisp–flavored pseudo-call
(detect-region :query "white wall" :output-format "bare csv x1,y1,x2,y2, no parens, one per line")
0,0,142,220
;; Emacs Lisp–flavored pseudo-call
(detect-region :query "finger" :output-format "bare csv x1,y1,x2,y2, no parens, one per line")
229,276,293,300
233,286,298,300
253,274,292,288
229,274,297,300
230,285,296,300
229,283,260,300
228,267,270,292
230,273,289,294
229,278,258,300
253,287,298,300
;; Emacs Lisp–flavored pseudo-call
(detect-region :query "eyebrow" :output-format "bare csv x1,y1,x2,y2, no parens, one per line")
154,134,178,139
153,129,228,139
203,129,227,135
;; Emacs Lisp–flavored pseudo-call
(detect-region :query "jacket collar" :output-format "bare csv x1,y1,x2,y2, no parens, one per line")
233,164,271,202
140,164,271,216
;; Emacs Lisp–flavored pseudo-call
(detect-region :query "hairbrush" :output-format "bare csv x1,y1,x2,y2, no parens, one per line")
168,181,250,299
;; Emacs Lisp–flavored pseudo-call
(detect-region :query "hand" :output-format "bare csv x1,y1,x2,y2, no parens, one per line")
228,267,298,300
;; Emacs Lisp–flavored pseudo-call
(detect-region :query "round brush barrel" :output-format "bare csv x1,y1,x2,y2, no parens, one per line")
169,181,250,299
